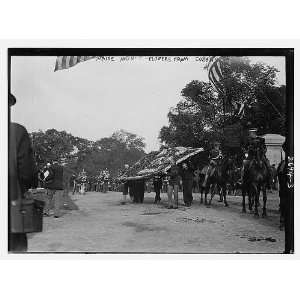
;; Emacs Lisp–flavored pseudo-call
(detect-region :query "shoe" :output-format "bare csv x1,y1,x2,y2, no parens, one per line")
168,206,173,209
54,216,60,218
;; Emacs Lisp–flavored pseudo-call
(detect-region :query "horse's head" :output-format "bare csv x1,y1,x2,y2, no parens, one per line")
221,156,235,173
255,147,264,168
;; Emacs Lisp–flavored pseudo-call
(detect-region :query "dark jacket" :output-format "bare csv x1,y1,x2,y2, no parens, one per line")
245,136,266,158
167,165,181,185
153,174,163,188
45,164,64,190
9,123,36,200
180,167,194,181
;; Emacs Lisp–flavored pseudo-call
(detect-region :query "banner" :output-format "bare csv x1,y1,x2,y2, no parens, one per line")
119,146,205,180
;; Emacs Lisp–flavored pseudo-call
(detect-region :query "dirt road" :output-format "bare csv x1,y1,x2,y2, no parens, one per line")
28,191,284,253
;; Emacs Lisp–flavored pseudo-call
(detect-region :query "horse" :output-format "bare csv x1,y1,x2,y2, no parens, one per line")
200,157,235,207
242,147,269,217
277,160,287,230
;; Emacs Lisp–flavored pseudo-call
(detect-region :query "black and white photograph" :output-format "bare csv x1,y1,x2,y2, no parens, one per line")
7,49,294,254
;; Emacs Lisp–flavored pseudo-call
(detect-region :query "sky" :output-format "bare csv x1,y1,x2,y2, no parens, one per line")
11,56,286,152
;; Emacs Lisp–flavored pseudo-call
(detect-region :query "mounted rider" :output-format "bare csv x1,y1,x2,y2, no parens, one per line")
202,141,223,188
240,128,271,184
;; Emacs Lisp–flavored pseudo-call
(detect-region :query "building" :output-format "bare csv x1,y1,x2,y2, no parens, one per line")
261,134,285,167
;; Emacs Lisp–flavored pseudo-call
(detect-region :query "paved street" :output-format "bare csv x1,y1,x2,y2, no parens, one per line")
28,191,284,253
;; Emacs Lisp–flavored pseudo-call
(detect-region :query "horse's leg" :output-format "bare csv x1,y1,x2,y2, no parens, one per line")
219,185,223,202
248,190,252,211
200,187,203,204
254,185,259,217
223,184,228,207
209,184,213,201
217,185,223,202
204,185,208,206
209,184,215,205
262,185,267,217
242,185,246,213
248,185,253,212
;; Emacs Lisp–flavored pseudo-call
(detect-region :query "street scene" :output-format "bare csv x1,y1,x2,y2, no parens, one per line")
28,190,284,253
9,53,293,254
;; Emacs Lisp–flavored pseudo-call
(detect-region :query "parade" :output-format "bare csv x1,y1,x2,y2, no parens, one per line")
8,53,293,253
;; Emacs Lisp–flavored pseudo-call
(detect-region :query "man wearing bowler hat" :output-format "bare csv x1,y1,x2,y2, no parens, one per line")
8,93,37,252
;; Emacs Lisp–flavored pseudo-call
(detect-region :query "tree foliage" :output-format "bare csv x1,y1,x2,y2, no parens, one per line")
30,129,146,176
159,57,286,149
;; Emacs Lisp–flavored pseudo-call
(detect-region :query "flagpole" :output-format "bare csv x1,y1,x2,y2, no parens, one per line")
222,89,227,146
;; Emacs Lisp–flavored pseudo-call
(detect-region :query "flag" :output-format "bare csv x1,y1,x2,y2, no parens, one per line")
54,56,95,71
207,56,224,93
118,147,205,180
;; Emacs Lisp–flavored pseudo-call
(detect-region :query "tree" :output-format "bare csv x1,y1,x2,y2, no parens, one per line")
159,57,286,149
219,57,285,133
30,129,76,166
30,128,146,177
111,129,146,151
159,81,223,149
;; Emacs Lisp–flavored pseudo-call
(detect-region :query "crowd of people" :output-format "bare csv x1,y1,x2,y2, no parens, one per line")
70,168,122,194
118,129,280,209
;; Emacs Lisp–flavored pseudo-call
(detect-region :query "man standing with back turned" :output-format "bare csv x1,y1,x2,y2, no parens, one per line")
45,160,64,218
9,93,37,252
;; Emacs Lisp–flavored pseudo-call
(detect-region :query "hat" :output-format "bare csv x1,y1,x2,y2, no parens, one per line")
249,128,258,132
248,128,258,138
9,94,16,106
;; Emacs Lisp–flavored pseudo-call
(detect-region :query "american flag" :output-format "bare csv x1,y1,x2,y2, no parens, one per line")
54,56,95,71
207,56,224,93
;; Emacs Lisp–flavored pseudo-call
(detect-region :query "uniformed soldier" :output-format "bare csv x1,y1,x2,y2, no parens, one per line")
240,128,271,184
103,168,110,193
202,141,223,188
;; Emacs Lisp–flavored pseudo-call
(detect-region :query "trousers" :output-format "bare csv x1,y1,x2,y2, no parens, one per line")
182,179,193,205
167,184,179,208
45,189,63,217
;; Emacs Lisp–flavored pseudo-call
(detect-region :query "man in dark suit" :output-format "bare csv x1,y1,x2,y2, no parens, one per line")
9,94,37,252
180,162,194,207
45,161,64,218
153,174,163,203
